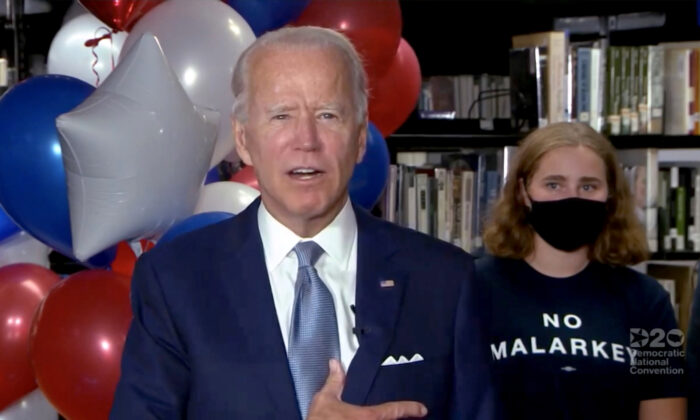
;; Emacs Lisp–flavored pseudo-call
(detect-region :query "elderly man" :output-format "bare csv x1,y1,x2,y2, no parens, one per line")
110,26,494,419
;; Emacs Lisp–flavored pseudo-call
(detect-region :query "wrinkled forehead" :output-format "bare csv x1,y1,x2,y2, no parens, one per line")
249,44,349,81
247,46,354,107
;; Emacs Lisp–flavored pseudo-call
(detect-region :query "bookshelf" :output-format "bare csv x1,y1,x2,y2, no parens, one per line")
384,4,700,335
389,118,700,151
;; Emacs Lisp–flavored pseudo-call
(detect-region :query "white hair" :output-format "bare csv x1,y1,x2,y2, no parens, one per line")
231,26,368,124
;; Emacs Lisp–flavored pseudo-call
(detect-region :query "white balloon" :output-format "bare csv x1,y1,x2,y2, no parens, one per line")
48,13,128,87
57,33,219,261
122,0,256,168
195,182,260,215
0,232,51,269
0,389,57,420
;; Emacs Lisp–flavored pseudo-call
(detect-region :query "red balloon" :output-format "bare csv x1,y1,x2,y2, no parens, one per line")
30,270,132,420
110,239,154,279
229,165,260,191
293,0,402,81
79,0,163,32
110,241,136,278
0,264,60,411
368,38,422,137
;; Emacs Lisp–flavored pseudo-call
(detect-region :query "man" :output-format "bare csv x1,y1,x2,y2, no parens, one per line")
110,26,493,419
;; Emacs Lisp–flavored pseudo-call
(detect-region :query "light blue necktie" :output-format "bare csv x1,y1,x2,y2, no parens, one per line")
288,241,340,419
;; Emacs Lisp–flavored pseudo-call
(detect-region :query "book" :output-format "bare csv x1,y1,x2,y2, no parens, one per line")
606,46,621,135
620,46,632,135
512,31,567,126
629,46,640,134
509,47,543,130
415,169,433,235
434,167,450,242
401,166,417,231
648,45,665,134
575,46,592,124
575,47,602,131
460,170,475,252
663,48,692,135
420,76,457,119
384,165,398,223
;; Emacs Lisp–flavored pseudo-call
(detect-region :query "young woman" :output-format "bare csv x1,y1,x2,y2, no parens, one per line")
477,122,686,420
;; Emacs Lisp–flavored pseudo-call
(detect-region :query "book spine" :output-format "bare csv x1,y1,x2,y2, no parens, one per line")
629,47,640,134
576,47,592,124
434,168,449,242
416,173,429,234
620,46,632,135
606,46,621,135
649,45,665,134
460,171,475,252
638,46,650,134
548,33,567,124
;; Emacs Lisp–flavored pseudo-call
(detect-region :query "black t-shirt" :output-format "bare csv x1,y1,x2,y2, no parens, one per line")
475,255,685,420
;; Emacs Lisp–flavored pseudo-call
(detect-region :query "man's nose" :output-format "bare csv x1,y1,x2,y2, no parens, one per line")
294,114,320,151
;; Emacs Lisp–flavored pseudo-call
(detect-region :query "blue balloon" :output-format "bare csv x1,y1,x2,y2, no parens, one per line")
158,212,235,246
0,205,19,242
226,0,310,36
204,165,221,185
349,122,390,210
0,75,94,259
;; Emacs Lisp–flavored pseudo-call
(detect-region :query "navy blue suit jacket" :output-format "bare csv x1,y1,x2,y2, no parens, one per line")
110,199,494,419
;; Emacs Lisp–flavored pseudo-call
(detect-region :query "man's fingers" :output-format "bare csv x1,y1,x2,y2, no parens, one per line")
368,400,428,419
319,359,345,398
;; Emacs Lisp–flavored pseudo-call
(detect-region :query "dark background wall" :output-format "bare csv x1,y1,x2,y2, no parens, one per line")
400,0,700,76
4,0,700,81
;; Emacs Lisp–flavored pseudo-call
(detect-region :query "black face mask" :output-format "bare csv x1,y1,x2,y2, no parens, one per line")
526,196,608,252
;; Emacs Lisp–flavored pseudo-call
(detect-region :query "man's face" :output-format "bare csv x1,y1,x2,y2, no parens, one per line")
234,46,367,236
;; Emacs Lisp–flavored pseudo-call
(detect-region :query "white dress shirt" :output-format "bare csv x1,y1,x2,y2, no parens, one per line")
257,199,360,372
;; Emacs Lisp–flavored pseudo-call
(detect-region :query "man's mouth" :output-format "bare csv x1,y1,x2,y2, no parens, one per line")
288,167,323,180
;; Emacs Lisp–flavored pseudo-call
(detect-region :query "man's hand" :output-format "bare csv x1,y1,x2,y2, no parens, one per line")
306,359,428,420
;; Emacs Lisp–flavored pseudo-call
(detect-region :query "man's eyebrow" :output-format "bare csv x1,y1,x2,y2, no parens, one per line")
317,102,343,110
266,104,296,114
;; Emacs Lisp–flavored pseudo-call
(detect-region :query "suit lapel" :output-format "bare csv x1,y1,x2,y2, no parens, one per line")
342,206,406,405
216,199,301,418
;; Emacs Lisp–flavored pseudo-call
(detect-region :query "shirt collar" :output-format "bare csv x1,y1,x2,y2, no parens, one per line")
257,198,357,271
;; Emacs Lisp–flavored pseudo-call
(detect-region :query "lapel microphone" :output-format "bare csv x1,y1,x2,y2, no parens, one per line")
350,305,370,336
352,327,367,336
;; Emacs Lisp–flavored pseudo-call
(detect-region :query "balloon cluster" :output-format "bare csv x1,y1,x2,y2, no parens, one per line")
0,0,420,417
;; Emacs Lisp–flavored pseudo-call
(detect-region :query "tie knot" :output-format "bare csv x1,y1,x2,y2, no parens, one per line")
293,241,324,268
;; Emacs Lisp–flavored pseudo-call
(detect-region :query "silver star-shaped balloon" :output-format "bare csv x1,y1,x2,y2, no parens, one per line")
57,33,219,261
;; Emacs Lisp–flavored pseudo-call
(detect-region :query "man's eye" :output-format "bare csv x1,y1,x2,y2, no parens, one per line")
272,114,289,120
319,112,337,119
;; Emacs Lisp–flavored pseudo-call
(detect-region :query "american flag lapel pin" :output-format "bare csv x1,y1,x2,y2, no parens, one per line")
379,279,395,288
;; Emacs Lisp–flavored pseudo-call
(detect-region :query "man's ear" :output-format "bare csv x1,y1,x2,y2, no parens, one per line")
233,117,253,166
355,118,368,164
